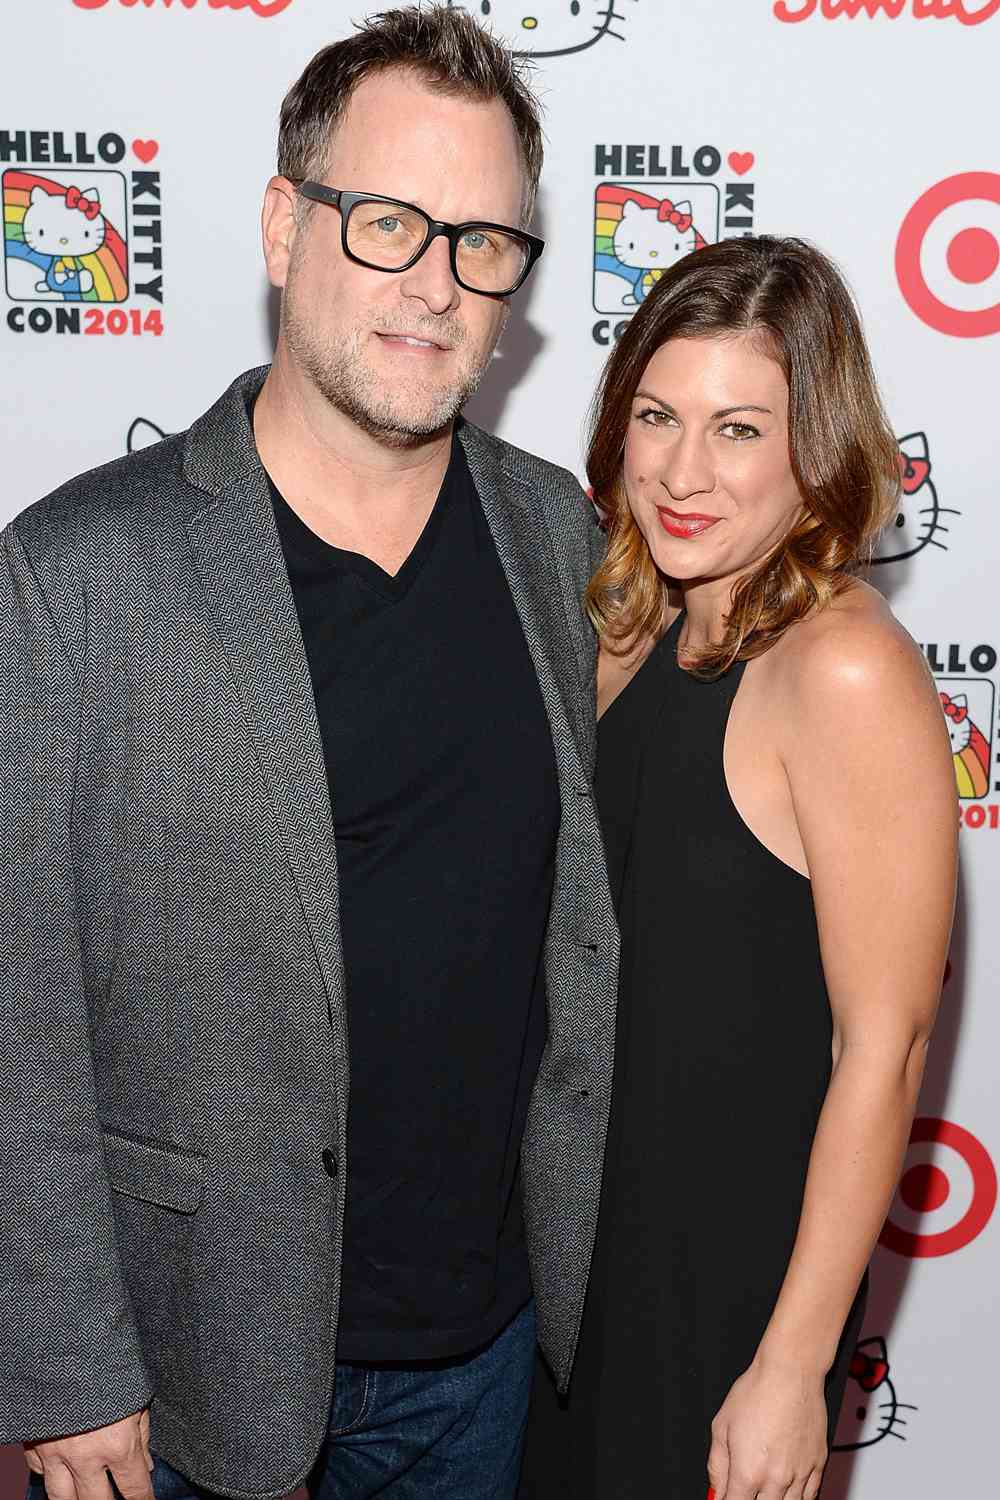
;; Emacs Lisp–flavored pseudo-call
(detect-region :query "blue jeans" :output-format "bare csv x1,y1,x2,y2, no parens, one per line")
29,1301,536,1500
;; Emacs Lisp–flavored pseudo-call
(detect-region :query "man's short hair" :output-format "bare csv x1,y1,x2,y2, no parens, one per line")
278,5,544,225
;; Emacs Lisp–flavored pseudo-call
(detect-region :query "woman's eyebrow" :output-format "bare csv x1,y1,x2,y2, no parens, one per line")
712,404,773,420
633,392,774,421
633,390,675,412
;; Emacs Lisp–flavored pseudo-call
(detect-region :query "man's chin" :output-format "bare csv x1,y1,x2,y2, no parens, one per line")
351,395,463,448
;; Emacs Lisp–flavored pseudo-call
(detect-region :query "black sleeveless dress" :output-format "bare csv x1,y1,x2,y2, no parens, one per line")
520,615,865,1499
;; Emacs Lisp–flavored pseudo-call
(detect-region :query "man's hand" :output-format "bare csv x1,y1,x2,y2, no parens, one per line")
23,1408,155,1500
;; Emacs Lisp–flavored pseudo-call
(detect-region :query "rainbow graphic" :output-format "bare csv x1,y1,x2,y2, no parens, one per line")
941,691,992,800
3,169,128,303
594,183,709,306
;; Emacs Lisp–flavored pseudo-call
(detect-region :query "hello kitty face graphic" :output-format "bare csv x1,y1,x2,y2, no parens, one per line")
594,185,710,314
613,197,697,281
872,431,960,565
832,1338,916,1452
23,184,106,260
21,183,107,299
445,0,637,57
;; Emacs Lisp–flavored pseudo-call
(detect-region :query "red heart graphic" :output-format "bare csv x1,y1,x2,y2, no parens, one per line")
728,151,754,177
133,139,159,164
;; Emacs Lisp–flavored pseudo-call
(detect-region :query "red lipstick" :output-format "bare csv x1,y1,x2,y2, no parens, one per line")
656,506,721,539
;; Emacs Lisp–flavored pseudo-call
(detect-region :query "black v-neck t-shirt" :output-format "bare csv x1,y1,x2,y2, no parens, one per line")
269,433,560,1361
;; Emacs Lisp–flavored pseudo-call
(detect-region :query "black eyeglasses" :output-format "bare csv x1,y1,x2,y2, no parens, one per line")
293,182,544,298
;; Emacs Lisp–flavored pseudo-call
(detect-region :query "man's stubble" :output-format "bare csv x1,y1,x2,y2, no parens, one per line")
280,249,508,449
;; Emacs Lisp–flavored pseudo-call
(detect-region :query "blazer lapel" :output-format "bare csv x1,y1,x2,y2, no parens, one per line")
458,422,591,787
181,369,349,1073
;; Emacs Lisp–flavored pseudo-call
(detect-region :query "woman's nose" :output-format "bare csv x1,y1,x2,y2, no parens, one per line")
661,437,715,499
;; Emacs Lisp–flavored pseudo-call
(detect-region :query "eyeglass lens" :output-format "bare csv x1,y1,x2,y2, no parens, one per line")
345,199,529,294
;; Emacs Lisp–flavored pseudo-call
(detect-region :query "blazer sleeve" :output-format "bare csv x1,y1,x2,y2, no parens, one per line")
0,524,152,1443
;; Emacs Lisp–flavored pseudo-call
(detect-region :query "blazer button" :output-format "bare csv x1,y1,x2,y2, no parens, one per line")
321,1148,338,1178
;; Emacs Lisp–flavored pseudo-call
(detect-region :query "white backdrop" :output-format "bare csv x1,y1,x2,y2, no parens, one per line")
2,2,998,1495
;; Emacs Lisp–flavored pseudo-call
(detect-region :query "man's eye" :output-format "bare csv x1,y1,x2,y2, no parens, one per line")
376,216,401,234
461,230,489,252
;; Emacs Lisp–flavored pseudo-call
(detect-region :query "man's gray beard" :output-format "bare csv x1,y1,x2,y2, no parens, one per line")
281,293,502,450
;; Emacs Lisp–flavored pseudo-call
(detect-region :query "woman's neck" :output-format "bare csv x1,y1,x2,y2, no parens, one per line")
676,574,735,653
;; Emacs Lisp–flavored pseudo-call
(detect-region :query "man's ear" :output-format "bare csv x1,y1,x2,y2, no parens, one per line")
261,176,300,290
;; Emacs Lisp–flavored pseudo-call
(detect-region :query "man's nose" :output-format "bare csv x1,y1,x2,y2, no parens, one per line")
398,234,460,316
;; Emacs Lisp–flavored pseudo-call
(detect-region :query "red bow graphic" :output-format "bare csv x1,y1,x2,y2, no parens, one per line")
940,692,968,724
849,1350,890,1392
897,451,930,494
657,197,692,233
65,186,100,221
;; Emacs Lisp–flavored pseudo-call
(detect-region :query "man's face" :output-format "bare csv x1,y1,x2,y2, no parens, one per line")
269,68,527,446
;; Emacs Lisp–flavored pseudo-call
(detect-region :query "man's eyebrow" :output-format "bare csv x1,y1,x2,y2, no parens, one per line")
633,391,774,421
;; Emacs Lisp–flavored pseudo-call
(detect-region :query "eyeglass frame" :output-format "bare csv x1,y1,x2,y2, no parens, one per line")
290,181,545,299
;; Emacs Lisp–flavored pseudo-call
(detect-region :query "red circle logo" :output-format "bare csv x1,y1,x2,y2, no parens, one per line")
896,173,1000,337
880,1117,997,1258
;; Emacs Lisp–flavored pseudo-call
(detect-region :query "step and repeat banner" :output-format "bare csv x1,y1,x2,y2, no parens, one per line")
1,1,997,1495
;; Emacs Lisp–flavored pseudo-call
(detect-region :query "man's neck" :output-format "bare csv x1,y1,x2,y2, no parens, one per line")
253,348,454,571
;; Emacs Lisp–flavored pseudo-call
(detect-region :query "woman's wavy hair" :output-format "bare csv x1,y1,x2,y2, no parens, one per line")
586,236,900,679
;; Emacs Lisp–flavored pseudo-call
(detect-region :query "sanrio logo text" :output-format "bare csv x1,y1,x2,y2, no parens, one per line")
73,0,295,15
775,0,1000,22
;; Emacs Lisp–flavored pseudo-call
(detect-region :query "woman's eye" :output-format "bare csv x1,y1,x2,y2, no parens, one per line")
637,407,670,425
721,421,759,441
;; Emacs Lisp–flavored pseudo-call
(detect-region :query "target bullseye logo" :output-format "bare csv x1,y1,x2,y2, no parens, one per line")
880,1117,997,1258
896,173,1000,337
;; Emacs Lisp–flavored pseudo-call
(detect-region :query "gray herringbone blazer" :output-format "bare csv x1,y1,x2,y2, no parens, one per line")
0,367,618,1497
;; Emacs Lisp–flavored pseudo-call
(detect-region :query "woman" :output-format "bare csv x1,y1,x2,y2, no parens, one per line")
520,237,957,1500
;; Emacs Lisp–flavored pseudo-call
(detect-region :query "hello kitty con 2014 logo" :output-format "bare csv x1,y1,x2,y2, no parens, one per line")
918,641,1000,829
2,129,164,340
445,1,640,57
592,143,757,345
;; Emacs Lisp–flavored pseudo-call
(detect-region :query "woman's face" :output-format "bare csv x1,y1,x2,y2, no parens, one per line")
623,333,805,588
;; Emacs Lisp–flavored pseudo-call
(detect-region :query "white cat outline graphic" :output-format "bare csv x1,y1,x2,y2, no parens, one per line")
832,1337,917,1453
444,1,639,58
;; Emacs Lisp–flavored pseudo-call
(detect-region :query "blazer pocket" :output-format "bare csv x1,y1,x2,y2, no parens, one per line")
102,1130,205,1214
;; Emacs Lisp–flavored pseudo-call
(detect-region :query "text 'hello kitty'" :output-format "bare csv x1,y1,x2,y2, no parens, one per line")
590,140,756,345
3,131,166,338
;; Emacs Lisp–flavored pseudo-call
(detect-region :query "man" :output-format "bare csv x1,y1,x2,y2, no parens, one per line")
1,8,617,1499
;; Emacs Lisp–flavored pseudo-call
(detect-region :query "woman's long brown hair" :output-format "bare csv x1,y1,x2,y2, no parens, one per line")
586,236,900,678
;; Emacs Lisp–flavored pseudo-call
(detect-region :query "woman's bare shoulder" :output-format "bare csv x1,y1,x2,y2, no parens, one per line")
762,580,938,737
768,580,923,687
